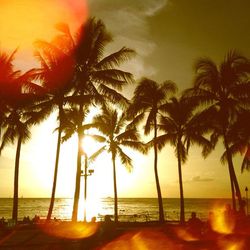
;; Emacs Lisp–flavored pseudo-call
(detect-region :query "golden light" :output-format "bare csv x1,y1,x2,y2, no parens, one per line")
77,196,104,222
218,239,246,250
82,134,102,157
210,206,235,234
39,221,99,239
0,0,88,50
99,228,180,250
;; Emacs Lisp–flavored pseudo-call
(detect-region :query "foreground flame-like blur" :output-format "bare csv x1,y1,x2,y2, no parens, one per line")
210,206,235,234
97,228,181,250
218,239,246,250
39,222,99,239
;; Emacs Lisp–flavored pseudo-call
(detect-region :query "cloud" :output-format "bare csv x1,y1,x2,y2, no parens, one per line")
88,0,168,79
190,176,214,183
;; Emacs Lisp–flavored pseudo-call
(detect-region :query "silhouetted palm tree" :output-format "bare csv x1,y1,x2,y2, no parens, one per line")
61,106,104,221
157,97,212,224
90,107,145,222
0,52,43,222
0,49,20,136
221,109,250,173
128,78,177,222
33,34,75,220
69,18,135,221
184,50,250,210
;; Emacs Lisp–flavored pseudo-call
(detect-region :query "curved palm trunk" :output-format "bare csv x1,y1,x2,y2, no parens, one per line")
223,133,242,211
72,132,82,221
153,117,164,223
112,153,118,223
177,138,185,224
12,135,22,223
47,124,62,220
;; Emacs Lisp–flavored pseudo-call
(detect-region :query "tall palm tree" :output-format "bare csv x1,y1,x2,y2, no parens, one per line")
184,50,250,210
90,107,145,222
69,18,135,221
0,49,42,223
128,78,177,222
157,97,212,224
33,34,76,221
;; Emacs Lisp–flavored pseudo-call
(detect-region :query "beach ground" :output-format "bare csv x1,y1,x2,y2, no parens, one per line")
1,221,250,249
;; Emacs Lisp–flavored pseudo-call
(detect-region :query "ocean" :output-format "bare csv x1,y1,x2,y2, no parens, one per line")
0,198,232,222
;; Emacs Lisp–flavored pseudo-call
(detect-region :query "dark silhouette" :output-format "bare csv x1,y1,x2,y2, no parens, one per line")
0,49,44,223
34,29,76,221
89,107,145,222
184,50,250,211
157,96,212,224
187,212,203,237
128,78,177,222
69,18,135,222
222,110,250,173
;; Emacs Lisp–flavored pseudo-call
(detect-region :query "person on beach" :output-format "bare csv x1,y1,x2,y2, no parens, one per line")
187,212,203,237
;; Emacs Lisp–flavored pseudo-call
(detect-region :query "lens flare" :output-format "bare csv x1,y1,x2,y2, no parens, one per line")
0,0,88,50
39,221,99,239
98,228,180,250
210,205,235,234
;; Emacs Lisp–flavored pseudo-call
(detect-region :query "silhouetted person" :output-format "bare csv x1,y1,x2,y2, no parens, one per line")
33,215,40,224
187,212,203,237
91,216,96,223
100,215,116,241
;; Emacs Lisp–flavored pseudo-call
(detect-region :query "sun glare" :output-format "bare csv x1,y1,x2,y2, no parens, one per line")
0,0,88,50
82,133,102,157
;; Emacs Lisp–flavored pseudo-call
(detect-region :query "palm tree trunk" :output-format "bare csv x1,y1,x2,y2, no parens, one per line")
83,154,88,222
72,132,82,221
177,138,185,224
47,124,62,220
223,133,242,211
12,135,22,223
112,153,118,223
153,117,164,223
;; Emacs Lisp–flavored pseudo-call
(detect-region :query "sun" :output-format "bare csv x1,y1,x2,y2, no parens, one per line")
81,135,102,157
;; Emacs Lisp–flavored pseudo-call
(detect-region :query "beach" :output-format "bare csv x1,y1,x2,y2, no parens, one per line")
1,218,250,249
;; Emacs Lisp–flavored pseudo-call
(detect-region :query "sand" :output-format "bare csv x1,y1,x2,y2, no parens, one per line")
1,221,250,249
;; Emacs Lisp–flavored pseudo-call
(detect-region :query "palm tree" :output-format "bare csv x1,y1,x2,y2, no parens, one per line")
0,49,20,137
128,78,177,222
33,34,76,221
61,106,107,221
69,18,135,221
157,96,212,224
221,109,250,173
0,49,42,223
184,50,250,210
90,107,145,222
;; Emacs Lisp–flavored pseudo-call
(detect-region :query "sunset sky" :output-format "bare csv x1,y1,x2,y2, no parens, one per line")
0,0,250,199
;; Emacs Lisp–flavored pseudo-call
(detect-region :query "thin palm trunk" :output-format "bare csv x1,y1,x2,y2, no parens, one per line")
72,132,82,221
83,154,87,222
47,124,62,220
154,117,164,222
223,133,242,210
177,137,185,224
12,135,22,223
112,153,118,223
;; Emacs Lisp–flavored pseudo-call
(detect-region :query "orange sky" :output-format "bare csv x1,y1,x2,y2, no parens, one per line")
0,0,87,70
1,0,250,199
